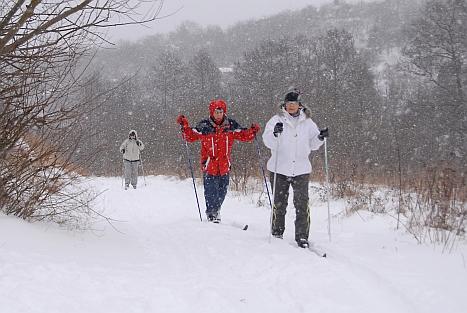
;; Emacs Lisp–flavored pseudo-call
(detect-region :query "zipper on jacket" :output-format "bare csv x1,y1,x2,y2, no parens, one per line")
226,136,228,155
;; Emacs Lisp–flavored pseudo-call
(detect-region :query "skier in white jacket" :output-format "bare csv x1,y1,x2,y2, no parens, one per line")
262,88,328,248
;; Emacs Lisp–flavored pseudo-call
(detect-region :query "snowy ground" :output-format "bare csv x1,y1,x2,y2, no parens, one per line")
1,176,466,313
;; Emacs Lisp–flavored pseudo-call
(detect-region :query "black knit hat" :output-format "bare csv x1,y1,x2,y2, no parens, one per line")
284,88,302,104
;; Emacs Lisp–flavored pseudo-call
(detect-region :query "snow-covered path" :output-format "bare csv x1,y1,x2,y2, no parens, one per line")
1,176,466,312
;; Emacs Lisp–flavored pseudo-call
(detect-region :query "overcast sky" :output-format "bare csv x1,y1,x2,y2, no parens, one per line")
107,0,367,41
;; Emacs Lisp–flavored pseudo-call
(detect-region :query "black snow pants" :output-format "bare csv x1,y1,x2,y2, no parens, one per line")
270,172,310,242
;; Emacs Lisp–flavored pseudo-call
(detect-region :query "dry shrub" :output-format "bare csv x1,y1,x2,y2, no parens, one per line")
326,157,467,248
1,131,102,230
402,165,467,248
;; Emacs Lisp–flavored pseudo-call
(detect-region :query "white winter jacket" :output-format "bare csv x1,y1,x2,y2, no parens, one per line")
262,106,323,177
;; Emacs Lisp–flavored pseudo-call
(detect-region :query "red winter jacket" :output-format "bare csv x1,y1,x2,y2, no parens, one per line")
182,117,256,176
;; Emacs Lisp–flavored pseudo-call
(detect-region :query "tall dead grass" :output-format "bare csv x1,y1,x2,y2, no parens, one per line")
321,159,467,248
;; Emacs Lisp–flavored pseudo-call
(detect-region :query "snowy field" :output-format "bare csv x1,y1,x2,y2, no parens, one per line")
1,175,466,313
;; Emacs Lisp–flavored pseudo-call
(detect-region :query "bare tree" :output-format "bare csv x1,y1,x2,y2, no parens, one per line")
188,49,223,108
152,50,190,110
0,1,164,227
401,0,467,161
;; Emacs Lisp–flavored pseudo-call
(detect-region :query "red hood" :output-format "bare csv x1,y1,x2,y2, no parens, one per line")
209,100,227,119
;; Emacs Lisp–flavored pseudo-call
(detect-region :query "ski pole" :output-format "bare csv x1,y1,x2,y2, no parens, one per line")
324,137,331,242
254,135,273,210
139,152,147,186
122,153,125,188
181,127,203,222
269,132,281,243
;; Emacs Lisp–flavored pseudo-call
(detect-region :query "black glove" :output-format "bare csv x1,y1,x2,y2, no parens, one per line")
121,149,125,154
136,140,141,146
318,127,329,141
273,122,283,137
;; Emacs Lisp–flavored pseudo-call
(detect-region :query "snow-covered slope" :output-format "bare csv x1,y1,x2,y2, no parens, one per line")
1,176,465,313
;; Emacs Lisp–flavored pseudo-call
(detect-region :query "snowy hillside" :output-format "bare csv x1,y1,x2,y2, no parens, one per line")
1,176,466,313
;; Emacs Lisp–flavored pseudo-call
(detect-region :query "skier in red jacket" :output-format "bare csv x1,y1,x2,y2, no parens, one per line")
177,100,260,223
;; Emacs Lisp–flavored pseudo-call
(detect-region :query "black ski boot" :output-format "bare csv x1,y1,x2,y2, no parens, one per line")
271,228,284,239
297,238,309,249
207,213,221,223
272,230,283,239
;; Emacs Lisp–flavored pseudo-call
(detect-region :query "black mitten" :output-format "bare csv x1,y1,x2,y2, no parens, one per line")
273,122,283,137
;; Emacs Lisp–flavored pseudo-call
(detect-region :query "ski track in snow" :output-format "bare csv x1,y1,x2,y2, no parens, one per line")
1,176,466,313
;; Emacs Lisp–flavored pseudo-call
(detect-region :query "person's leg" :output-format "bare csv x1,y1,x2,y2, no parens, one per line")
212,173,230,221
217,173,230,209
204,172,219,219
134,161,139,187
124,161,131,188
270,172,291,238
291,173,311,243
131,161,138,188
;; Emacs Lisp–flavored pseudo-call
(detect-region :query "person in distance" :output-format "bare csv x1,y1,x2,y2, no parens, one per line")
120,129,145,190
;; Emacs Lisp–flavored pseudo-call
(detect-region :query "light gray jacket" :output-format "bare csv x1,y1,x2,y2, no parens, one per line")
120,130,145,161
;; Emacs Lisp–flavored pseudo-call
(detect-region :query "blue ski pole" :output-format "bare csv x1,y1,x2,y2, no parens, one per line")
181,126,203,221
